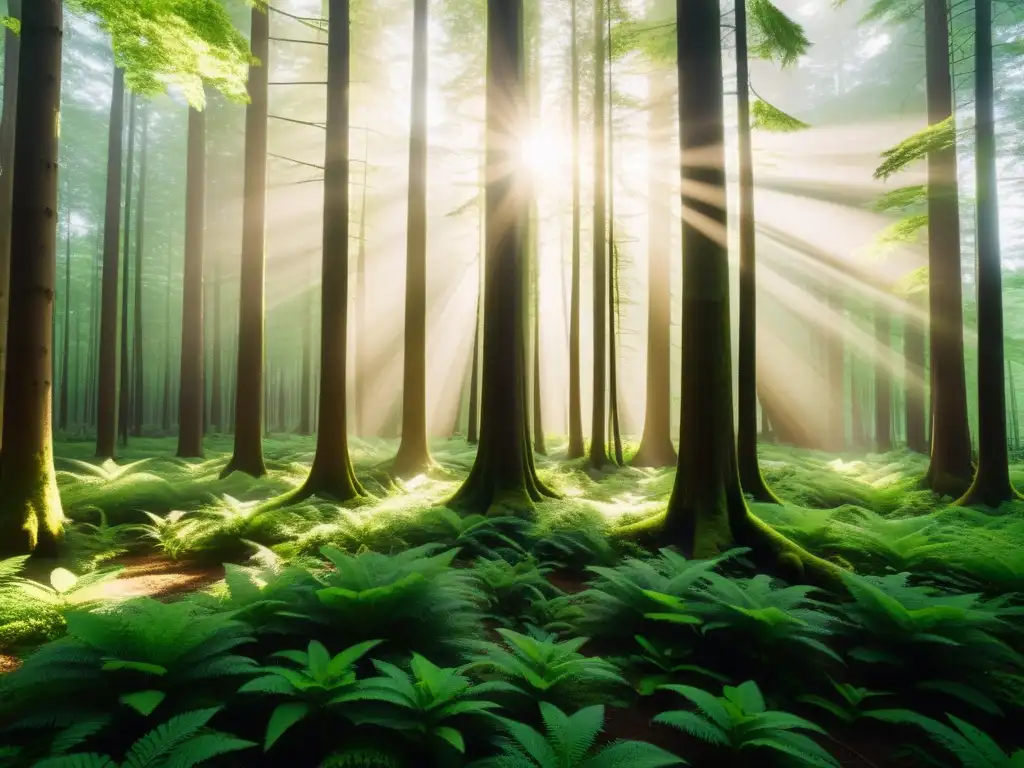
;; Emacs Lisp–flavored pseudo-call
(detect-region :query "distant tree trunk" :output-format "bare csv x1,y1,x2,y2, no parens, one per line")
59,203,71,433
86,236,101,428
297,0,364,501
0,0,65,556
96,67,126,459
826,291,845,450
874,306,892,451
162,237,172,434
529,2,546,458
209,257,222,432
1008,362,1019,451
634,67,676,468
959,0,1018,507
449,0,556,514
118,93,137,446
850,359,864,449
904,292,927,452
606,3,622,467
393,0,433,478
177,106,206,459
467,294,480,443
734,0,776,501
353,131,369,437
297,285,313,435
566,0,584,460
275,367,286,433
922,0,973,495
588,0,608,470
0,0,21,446
132,104,148,437
224,4,269,477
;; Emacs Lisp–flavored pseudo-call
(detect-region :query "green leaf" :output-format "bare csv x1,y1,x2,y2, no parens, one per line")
102,660,169,676
307,641,331,680
752,101,809,132
120,690,166,717
264,702,310,752
747,0,811,66
644,613,703,625
872,185,926,213
874,118,955,180
0,16,19,35
434,726,465,753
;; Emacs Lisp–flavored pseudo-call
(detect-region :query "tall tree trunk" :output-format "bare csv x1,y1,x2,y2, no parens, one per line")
59,202,71,432
924,0,973,494
177,106,206,459
132,104,148,437
904,292,927,452
224,4,269,477
566,0,584,460
209,259,222,432
874,306,893,451
118,93,137,446
393,0,433,477
96,67,126,459
588,0,608,469
529,0,546,458
353,130,369,437
634,65,676,468
1008,362,1019,451
653,0,839,588
297,0,364,501
826,290,845,450
162,236,172,433
275,367,286,433
0,0,64,556
959,0,1018,506
0,0,21,447
467,293,480,443
734,0,776,501
851,358,865,449
297,282,313,435
86,235,101,428
606,1,623,467
449,0,556,514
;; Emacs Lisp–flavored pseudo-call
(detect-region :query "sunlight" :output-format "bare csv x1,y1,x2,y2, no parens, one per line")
520,128,567,185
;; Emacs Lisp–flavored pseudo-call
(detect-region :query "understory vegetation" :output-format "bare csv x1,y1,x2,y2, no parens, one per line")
1,436,1022,767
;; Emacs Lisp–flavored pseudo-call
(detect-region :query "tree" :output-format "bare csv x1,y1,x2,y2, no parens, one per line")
589,0,609,470
874,304,893,451
392,0,434,478
606,0,623,467
132,103,149,436
0,0,21,447
58,200,72,433
0,0,65,556
118,93,137,446
566,0,584,461
177,105,206,459
957,0,1019,507
224,3,270,478
449,0,557,515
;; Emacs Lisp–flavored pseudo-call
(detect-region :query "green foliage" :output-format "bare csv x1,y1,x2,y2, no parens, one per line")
751,100,810,132
872,185,927,213
0,15,19,35
748,0,811,65
239,639,383,751
866,710,1024,767
474,557,561,627
411,508,532,560
465,629,627,709
654,680,839,767
33,707,255,767
877,214,929,245
622,635,728,696
532,526,618,571
874,118,956,180
797,679,894,724
483,702,683,768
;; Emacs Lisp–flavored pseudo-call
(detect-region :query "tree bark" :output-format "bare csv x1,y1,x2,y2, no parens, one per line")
59,201,71,433
210,259,222,432
162,236,173,434
606,3,623,467
0,0,21,447
588,0,608,470
904,292,927,452
132,104,148,437
393,0,433,478
529,1,546,458
923,0,973,495
118,93,137,446
734,0,777,502
224,4,269,477
566,0,584,460
353,133,368,438
177,106,206,459
297,280,313,435
958,0,1018,506
467,293,480,443
874,305,893,452
96,67,126,460
0,0,65,557
449,0,556,515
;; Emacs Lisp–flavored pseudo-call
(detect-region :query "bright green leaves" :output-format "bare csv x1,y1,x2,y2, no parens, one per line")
751,100,809,132
68,0,251,107
872,184,927,212
874,116,956,180
748,0,810,66
0,16,19,34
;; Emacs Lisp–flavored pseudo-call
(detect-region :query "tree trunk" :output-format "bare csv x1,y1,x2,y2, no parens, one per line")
162,236,173,434
296,0,364,501
393,0,433,478
826,289,845,451
96,67,126,460
132,104,148,437
297,281,313,435
904,292,927,452
118,93,137,446
275,367,286,433
606,3,623,467
0,0,65,556
449,0,556,515
58,202,71,433
177,106,206,459
210,259,222,432
734,0,776,501
923,0,973,495
467,293,480,443
224,4,269,477
86,236,101,429
958,0,1018,506
566,0,584,460
1008,362,1019,451
0,0,21,447
588,0,608,470
874,305,893,452
529,2,546,458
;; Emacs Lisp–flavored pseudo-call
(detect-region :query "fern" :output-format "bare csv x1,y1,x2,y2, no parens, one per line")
747,0,810,66
751,100,809,132
865,710,1023,767
474,557,562,627
874,118,955,180
872,184,927,213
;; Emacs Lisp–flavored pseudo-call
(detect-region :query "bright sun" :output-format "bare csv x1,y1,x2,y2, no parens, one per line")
520,129,566,182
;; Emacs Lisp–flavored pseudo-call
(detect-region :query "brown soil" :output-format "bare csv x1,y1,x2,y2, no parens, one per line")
0,654,21,674
546,570,588,595
101,554,225,601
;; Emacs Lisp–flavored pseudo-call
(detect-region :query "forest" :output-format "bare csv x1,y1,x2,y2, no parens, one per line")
0,0,1023,765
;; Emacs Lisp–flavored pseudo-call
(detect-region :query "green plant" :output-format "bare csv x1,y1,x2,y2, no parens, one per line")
479,702,683,767
127,511,192,560
521,595,585,639
6,564,122,616
531,526,618,571
412,508,532,560
347,653,514,756
239,639,383,751
797,680,894,724
654,680,840,768
474,557,561,627
624,635,727,696
65,509,141,568
866,710,1024,767
465,628,627,709
31,706,255,767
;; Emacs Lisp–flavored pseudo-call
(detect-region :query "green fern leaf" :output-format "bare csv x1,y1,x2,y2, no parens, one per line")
751,101,809,132
264,702,310,752
162,733,257,768
653,711,729,746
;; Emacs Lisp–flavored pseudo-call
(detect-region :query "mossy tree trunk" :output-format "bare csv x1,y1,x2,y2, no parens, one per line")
874,304,893,452
224,4,269,478
449,0,556,516
566,0,584,460
0,0,65,557
132,104,148,437
96,68,125,460
393,0,433,478
958,0,1019,507
633,66,676,469
588,0,608,470
118,93,137,447
0,0,21,447
177,106,206,459
923,0,973,496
